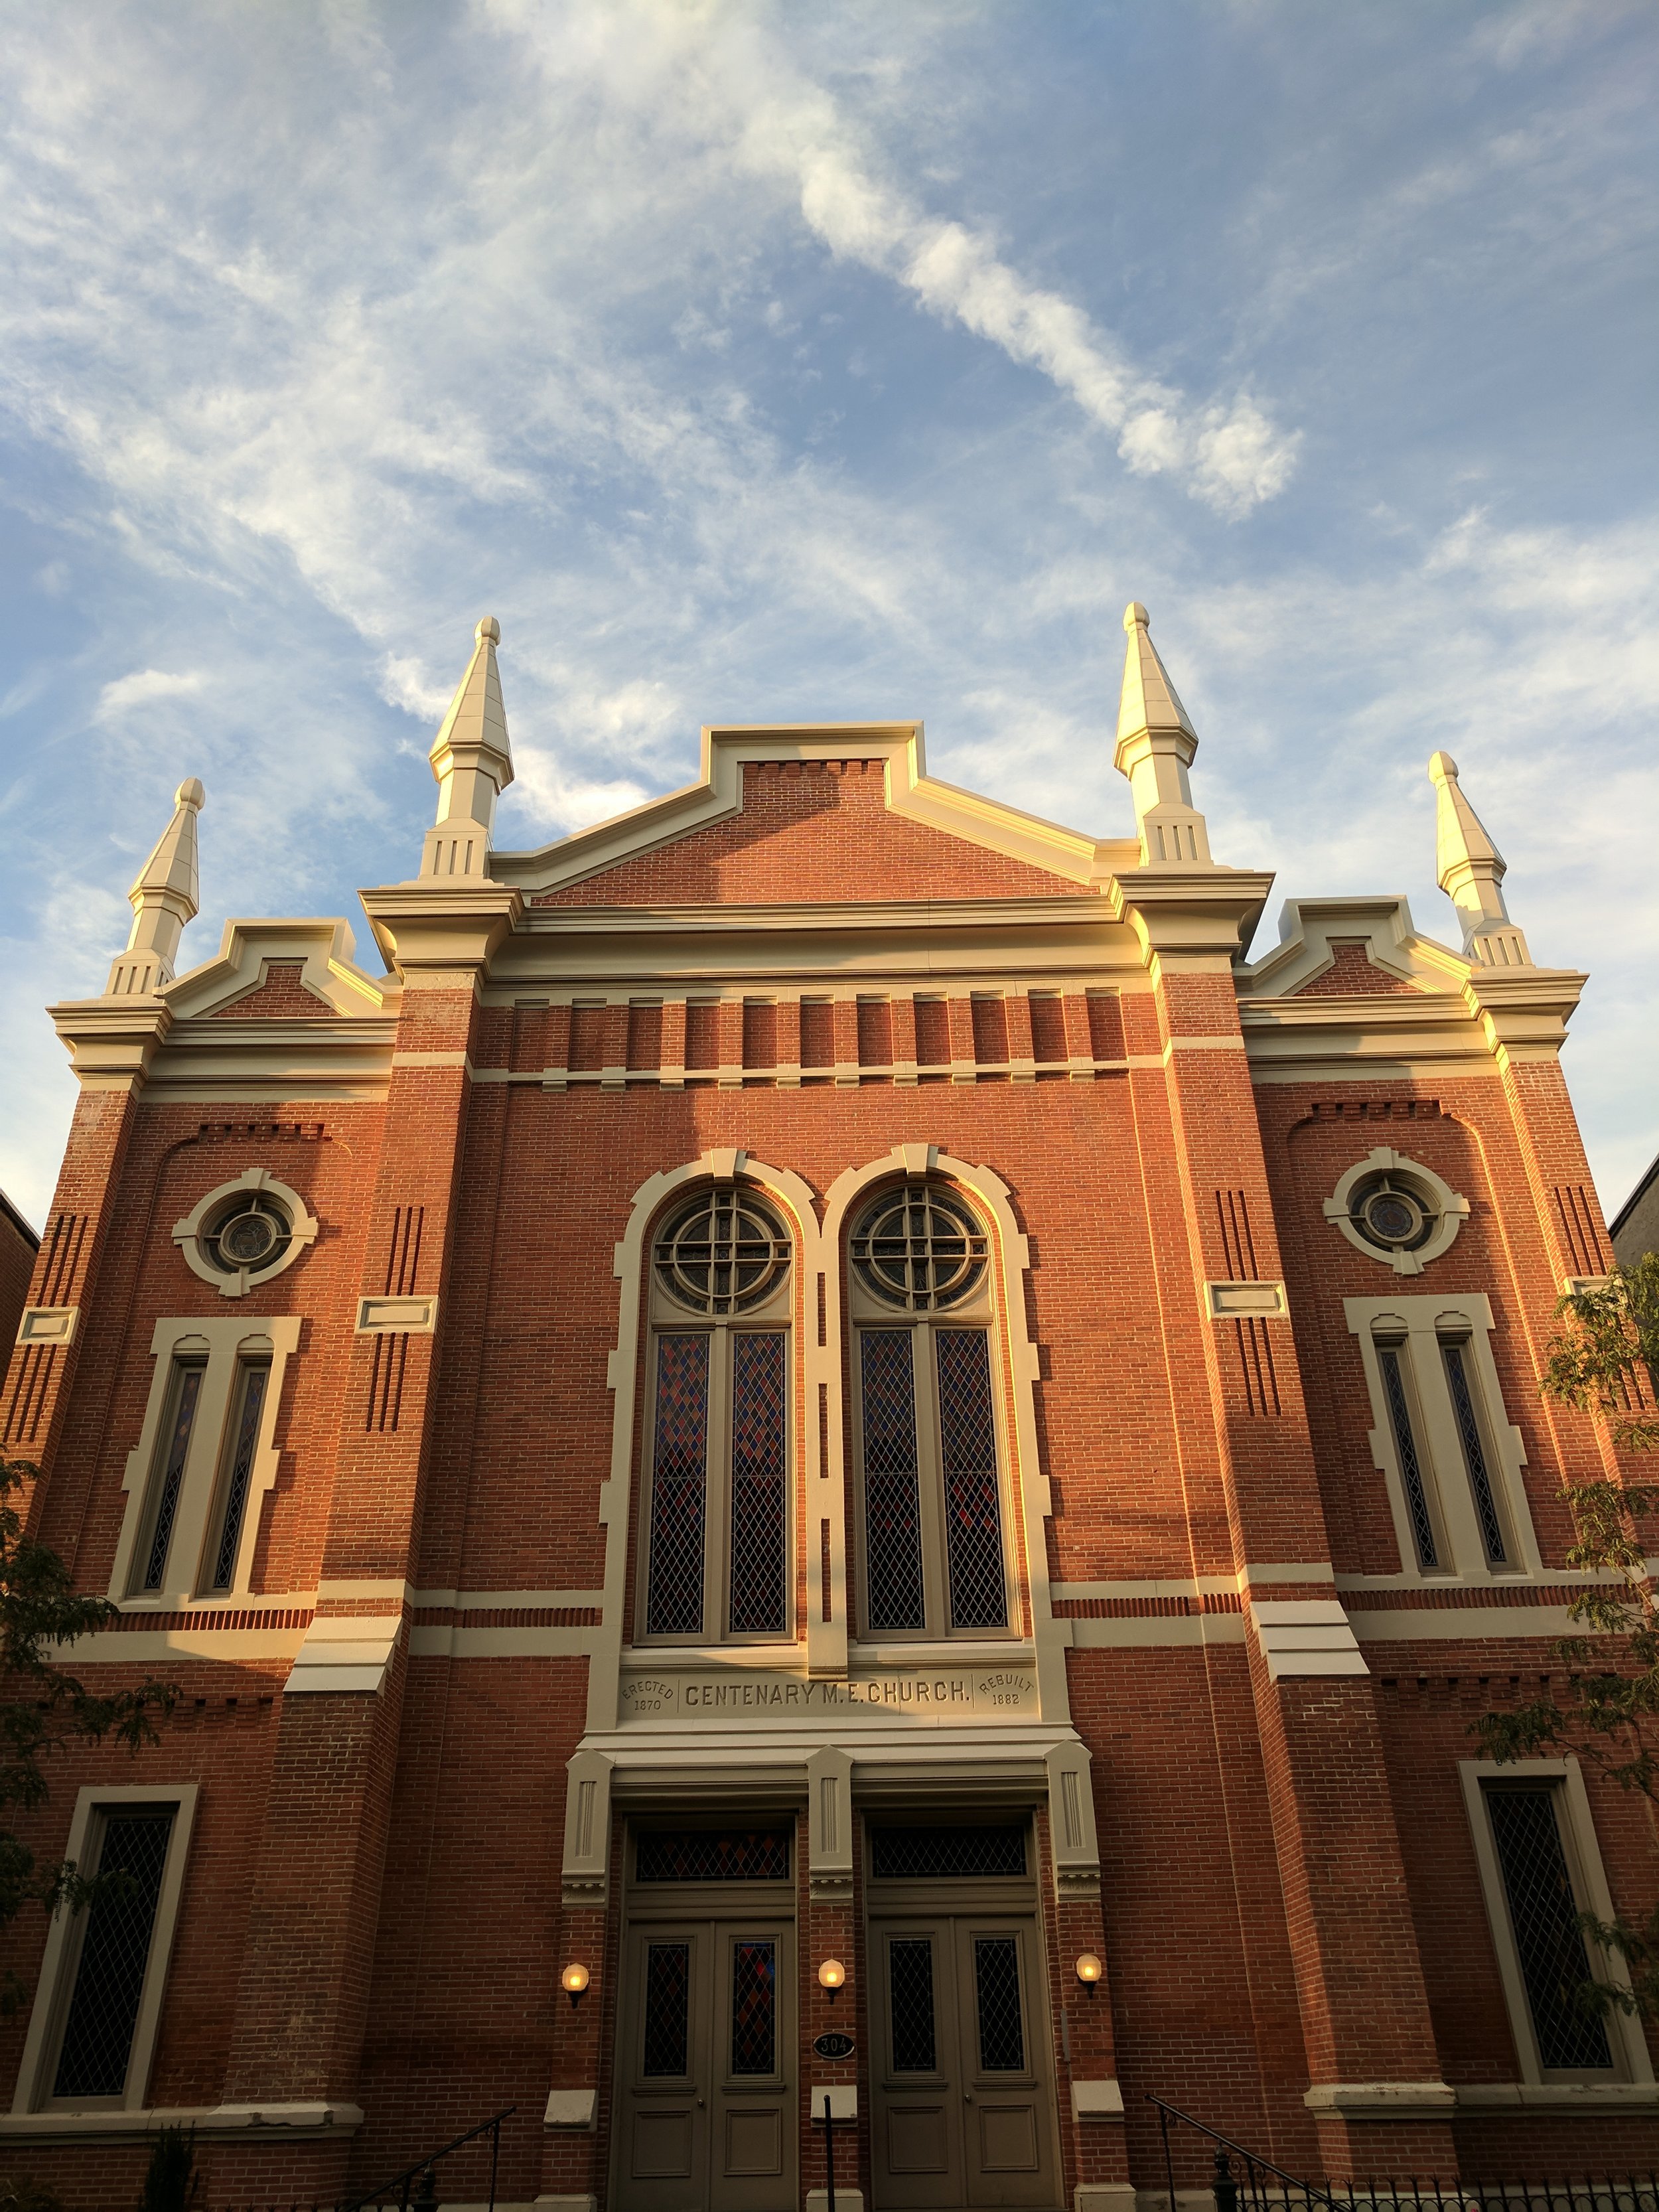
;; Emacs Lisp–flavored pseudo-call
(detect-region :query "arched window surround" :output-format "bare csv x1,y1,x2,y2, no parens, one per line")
820,1145,1063,1720
593,1153,830,1713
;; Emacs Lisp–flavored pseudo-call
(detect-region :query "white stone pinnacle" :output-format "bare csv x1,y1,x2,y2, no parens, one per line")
106,778,205,995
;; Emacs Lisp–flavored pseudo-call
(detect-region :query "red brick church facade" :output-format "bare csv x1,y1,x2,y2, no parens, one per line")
2,607,1650,2209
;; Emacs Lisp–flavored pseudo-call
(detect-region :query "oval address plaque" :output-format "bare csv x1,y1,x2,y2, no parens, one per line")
812,2031,855,2061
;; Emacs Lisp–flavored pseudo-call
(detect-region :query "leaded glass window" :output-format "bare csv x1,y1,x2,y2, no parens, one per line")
729,1333,787,1635
887,1938,937,2071
52,1808,175,2101
656,1189,790,1316
640,1184,793,1643
861,1332,924,1632
936,1331,1007,1629
870,1826,1027,1880
1376,1343,1439,1572
636,1828,791,1883
642,1941,691,2075
1486,1787,1612,2072
646,1334,711,1635
851,1183,1011,1640
209,1363,269,1593
731,1940,776,2074
1443,1341,1508,1565
973,1936,1026,2072
851,1185,988,1312
141,1363,204,1593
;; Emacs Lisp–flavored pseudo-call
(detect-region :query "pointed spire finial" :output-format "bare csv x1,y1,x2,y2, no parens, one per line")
1427,752,1532,968
421,613,514,880
1114,601,1212,869
106,778,204,996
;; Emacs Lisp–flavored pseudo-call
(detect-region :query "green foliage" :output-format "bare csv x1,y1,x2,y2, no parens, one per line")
1471,1255,1659,2012
0,1454,177,2014
137,2124,198,2212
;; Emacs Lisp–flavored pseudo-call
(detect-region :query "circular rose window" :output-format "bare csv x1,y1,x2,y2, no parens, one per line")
1323,1146,1468,1277
849,1183,989,1311
654,1188,792,1315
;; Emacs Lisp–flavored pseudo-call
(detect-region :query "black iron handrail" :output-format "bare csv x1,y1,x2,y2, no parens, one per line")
1147,2093,1659,2212
334,2104,515,2212
1148,2095,1342,2212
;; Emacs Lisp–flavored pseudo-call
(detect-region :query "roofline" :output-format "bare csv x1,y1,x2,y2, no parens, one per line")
0,1186,40,1251
1610,1150,1659,1242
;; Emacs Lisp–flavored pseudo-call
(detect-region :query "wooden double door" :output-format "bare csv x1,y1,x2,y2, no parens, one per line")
869,1911,1061,2210
614,1912,797,2212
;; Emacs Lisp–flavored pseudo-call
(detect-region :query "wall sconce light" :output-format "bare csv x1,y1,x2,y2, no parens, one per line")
561,1962,591,2010
818,1958,847,2004
1074,1953,1103,1997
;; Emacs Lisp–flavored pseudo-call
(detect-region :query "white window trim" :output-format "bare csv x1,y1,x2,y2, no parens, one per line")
1324,1146,1468,1276
1345,1292,1542,1582
12,1783,198,2114
113,1317,301,1605
822,1145,1064,1718
593,1150,828,1733
173,1167,317,1299
1459,1758,1652,2087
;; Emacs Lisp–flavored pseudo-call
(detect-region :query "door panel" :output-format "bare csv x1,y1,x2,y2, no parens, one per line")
871,1925,964,2209
956,1921,1057,2209
871,1915,1060,2211
713,1923,795,2212
616,1917,794,2212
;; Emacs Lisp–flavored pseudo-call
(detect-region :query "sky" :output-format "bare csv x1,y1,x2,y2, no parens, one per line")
0,0,1654,1230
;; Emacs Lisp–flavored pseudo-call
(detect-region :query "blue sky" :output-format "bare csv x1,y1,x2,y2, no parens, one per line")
1,0,1654,1228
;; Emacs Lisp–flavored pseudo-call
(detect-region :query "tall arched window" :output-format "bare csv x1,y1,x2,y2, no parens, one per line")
639,1185,794,1642
848,1181,1011,1639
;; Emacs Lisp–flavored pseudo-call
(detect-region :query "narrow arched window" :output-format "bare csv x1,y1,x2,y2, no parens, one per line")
640,1185,794,1641
848,1181,1010,1638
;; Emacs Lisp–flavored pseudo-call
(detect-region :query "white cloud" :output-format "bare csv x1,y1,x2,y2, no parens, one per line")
488,0,1300,515
91,668,206,721
0,0,1647,1217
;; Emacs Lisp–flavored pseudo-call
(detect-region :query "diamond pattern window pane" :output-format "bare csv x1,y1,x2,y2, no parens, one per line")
1487,1788,1612,2071
143,1364,204,1591
646,1333,709,1635
936,1331,1007,1630
869,1826,1027,1880
861,1331,924,1631
974,1936,1025,2073
642,1942,690,2076
1378,1348,1438,1571
211,1364,268,1591
636,1828,792,1883
729,1333,787,1635
1443,1343,1508,1564
851,1184,989,1312
52,1810,173,2099
887,1939,937,2072
731,1940,776,2075
656,1189,791,1315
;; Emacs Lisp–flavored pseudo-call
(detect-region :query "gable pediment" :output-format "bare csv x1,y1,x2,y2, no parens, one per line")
491,724,1137,905
1238,898,1471,1000
163,920,390,1021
